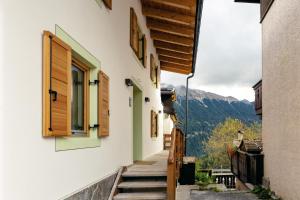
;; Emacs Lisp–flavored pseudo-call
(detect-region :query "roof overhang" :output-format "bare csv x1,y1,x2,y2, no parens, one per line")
141,0,204,75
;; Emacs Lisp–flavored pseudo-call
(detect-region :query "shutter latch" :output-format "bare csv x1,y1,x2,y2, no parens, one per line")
89,80,99,85
89,124,99,129
49,89,57,101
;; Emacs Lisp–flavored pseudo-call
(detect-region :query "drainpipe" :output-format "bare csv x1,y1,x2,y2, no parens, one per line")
185,0,204,155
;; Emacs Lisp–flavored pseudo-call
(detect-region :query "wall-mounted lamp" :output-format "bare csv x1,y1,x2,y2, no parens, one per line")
158,110,162,114
145,97,150,103
125,78,133,87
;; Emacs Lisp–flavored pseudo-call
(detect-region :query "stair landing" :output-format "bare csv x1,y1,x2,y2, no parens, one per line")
113,151,169,200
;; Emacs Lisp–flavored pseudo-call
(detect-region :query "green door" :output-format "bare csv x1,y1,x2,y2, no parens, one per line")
133,85,143,161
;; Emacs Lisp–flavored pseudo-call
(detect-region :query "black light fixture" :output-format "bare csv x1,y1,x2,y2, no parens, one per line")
125,78,133,87
158,110,162,114
145,97,150,102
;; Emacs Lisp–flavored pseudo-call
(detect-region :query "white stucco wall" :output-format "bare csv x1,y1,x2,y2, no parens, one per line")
0,0,164,199
163,114,174,134
262,0,300,199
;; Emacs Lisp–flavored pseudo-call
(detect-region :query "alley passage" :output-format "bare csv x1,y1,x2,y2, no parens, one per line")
190,190,258,200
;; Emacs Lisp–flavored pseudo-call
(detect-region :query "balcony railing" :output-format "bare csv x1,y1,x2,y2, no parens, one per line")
167,128,184,200
253,80,262,116
231,150,264,185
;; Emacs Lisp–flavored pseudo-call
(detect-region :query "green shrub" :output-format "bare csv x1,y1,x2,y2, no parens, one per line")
195,172,214,186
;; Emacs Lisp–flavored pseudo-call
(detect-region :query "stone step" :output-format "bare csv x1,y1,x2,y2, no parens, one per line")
113,192,167,200
118,181,167,189
122,171,167,178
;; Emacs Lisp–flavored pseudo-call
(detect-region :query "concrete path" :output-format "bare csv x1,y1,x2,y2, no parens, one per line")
190,190,258,200
176,185,258,200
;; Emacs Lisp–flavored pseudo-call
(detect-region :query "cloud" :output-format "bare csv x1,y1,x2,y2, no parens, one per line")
161,0,262,100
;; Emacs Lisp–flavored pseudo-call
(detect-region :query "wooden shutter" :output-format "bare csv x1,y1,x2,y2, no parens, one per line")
43,31,72,137
155,112,159,137
102,0,112,10
130,8,139,56
98,71,110,137
151,110,156,137
150,54,156,83
143,35,147,68
156,65,160,88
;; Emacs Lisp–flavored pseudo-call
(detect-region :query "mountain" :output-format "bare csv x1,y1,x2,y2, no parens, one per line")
168,85,260,157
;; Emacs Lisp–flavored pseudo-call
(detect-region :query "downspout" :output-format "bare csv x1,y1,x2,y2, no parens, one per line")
185,0,204,155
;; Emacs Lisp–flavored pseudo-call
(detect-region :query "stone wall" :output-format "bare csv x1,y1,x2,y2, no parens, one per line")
65,172,117,200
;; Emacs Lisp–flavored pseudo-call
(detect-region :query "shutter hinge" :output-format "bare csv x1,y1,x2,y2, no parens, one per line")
89,80,99,85
89,124,99,129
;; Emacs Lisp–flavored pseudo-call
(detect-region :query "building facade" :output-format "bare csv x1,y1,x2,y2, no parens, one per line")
0,1,163,199
237,0,300,199
0,0,201,199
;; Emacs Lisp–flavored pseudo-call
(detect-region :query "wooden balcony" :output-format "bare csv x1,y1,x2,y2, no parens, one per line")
231,150,264,185
253,80,262,116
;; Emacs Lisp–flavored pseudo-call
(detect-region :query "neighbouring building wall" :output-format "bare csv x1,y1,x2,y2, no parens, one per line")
0,0,163,199
262,0,300,199
163,114,174,134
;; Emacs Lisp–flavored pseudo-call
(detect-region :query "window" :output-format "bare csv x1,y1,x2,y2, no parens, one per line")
130,8,147,68
71,59,90,135
42,31,89,137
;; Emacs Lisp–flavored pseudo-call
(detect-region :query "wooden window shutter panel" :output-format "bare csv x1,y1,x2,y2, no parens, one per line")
130,8,139,56
151,110,156,137
143,35,147,68
98,71,110,137
150,54,155,83
102,0,112,10
156,66,160,88
43,31,72,137
155,112,159,137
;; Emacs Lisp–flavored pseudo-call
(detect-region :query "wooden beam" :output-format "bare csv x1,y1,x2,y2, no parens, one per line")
156,49,193,60
159,55,192,66
142,0,195,11
161,61,191,74
142,6,195,27
151,30,194,47
161,66,190,74
154,41,193,54
161,61,191,70
147,18,194,38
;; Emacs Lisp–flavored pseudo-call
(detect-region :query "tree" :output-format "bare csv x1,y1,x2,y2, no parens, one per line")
202,118,261,168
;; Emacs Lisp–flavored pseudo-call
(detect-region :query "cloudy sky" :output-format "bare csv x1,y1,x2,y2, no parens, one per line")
161,0,262,101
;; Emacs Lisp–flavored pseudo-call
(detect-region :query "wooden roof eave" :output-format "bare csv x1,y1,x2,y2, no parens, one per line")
141,0,203,75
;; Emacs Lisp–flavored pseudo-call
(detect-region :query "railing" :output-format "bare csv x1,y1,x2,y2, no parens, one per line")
253,80,262,116
212,169,236,189
231,150,264,185
167,128,184,200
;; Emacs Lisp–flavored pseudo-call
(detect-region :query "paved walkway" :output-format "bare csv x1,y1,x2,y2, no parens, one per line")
176,185,258,200
190,190,258,200
126,150,168,174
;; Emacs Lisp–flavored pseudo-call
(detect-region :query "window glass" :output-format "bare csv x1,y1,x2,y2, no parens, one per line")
71,65,85,133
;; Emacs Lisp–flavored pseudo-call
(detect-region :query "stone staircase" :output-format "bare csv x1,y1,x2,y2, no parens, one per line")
113,170,167,200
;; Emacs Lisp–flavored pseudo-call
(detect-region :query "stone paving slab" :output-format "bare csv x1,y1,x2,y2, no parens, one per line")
190,190,259,200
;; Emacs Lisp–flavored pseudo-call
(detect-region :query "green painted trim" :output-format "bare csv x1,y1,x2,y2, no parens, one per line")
55,25,100,69
133,85,143,161
95,0,102,7
55,25,101,151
